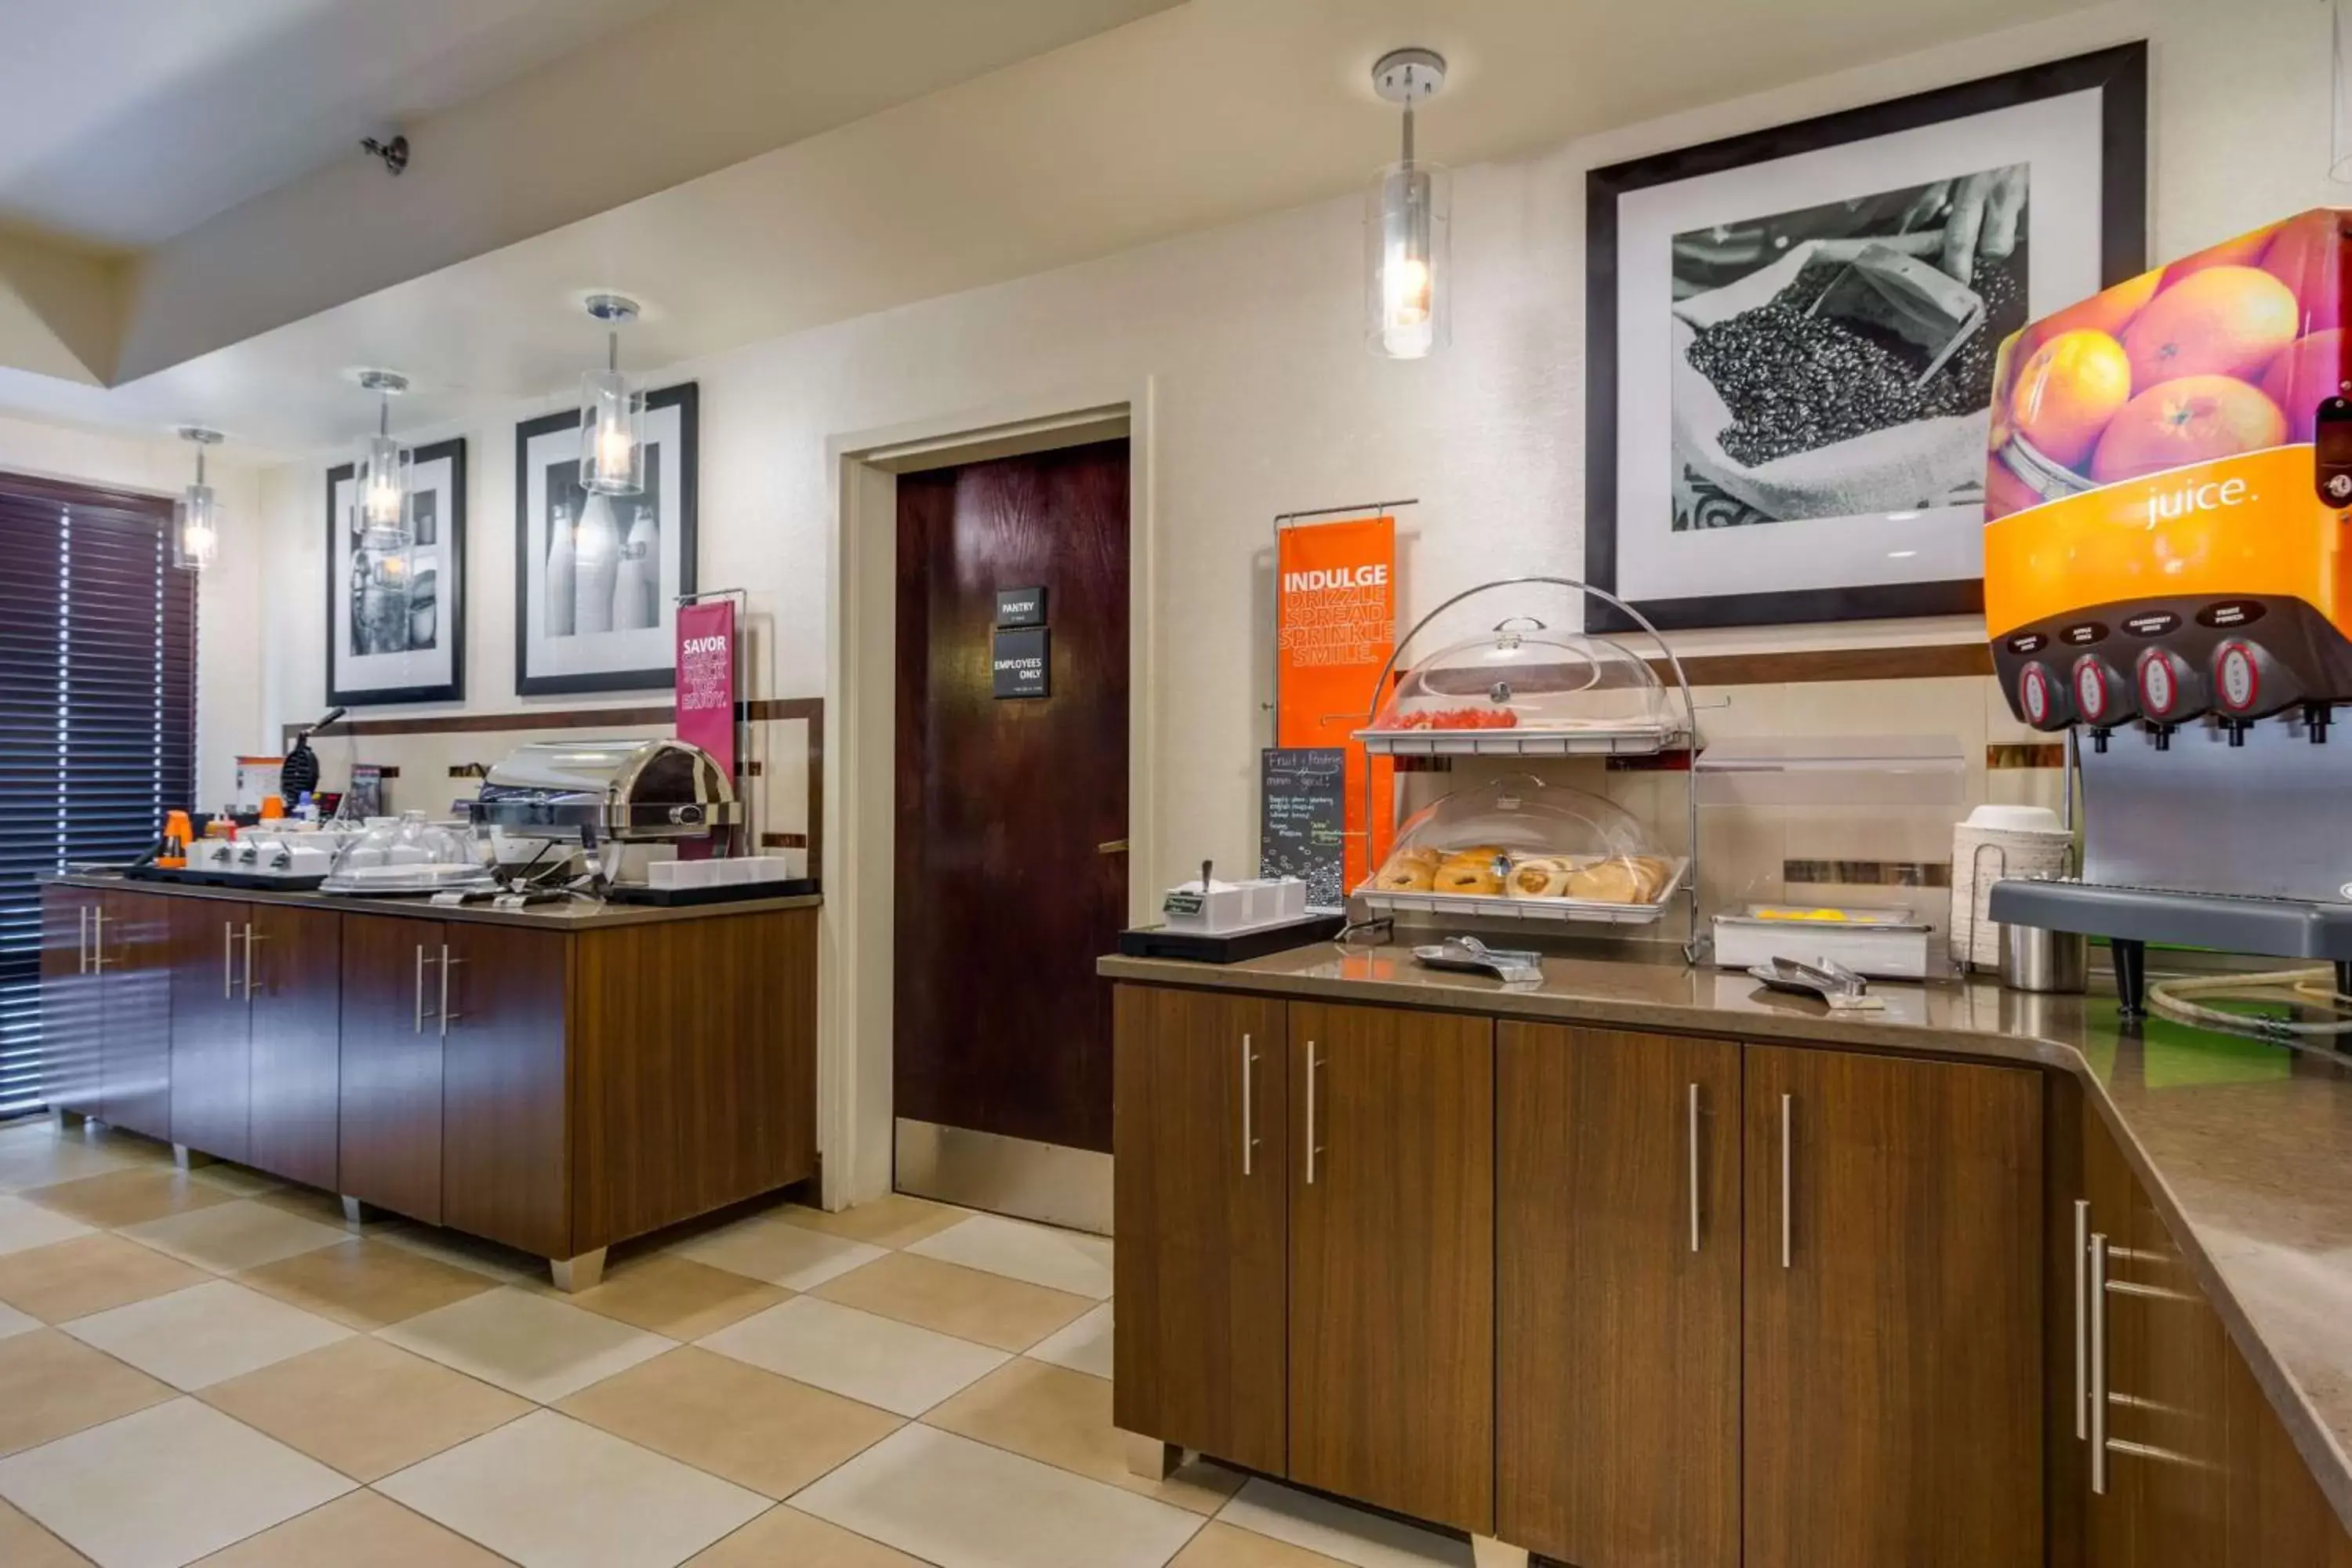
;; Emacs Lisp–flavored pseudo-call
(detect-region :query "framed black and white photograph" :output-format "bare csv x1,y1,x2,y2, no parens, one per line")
514,382,697,695
1585,44,2146,630
325,437,465,706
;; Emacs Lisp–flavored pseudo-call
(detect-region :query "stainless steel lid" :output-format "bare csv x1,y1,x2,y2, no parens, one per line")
469,737,739,840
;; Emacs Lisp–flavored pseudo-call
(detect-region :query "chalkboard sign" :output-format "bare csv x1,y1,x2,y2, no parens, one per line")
1259,747,1346,909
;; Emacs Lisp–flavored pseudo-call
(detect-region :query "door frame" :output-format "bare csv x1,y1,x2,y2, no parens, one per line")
822,378,1158,1211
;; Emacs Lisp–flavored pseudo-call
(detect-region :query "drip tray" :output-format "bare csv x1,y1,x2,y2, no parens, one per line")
1988,878,2352,959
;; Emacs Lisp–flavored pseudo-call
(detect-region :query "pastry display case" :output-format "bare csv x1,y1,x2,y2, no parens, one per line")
1359,773,1687,924
1358,619,1689,756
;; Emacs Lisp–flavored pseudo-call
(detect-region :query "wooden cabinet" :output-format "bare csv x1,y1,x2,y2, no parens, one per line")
2223,1346,2352,1566
1495,1023,1741,1568
39,884,103,1116
1741,1044,2043,1568
168,897,251,1163
440,923,569,1258
1287,1001,1493,1536
245,902,340,1190
95,891,172,1141
338,913,445,1225
1109,985,1288,1475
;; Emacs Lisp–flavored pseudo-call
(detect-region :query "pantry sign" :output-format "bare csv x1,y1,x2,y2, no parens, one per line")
1276,516,1396,891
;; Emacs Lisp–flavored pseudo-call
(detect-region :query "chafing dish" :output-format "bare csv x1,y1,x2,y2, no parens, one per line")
468,739,739,842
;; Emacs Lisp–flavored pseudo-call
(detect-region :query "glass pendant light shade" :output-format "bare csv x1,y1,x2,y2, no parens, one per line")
580,295,645,495
172,427,223,572
2335,0,2352,181
1366,158,1451,358
354,371,412,550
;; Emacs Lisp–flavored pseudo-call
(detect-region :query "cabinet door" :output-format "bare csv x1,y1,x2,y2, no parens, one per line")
2124,1178,2229,1568
246,902,341,1190
168,898,250,1163
440,924,569,1259
1497,1023,1740,1568
2223,1342,2352,1566
40,887,103,1116
2081,1087,2140,1568
1110,984,1287,1475
338,914,443,1224
1743,1044,2042,1568
1287,1002,1493,1535
97,891,173,1141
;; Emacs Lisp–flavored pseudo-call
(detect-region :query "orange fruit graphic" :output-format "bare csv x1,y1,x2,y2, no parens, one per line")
2008,329,2133,468
1984,452,2044,522
2010,270,2160,367
2260,211,2347,335
2089,375,2288,483
2158,221,2281,289
2257,328,2348,442
2121,266,2299,387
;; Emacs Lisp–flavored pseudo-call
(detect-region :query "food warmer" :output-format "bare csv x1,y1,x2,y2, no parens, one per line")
1361,774,1686,924
470,738,740,842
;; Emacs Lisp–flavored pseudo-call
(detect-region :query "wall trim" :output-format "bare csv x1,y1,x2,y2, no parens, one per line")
1648,642,1992,686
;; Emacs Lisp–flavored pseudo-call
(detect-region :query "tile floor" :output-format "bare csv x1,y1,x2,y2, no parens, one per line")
0,1114,1481,1568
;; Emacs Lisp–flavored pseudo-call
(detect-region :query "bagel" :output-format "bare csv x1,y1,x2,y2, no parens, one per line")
1435,860,1505,895
1374,858,1436,892
1564,858,1646,904
1505,856,1576,899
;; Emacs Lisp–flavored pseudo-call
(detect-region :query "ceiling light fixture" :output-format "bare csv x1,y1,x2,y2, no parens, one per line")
580,295,647,495
360,133,409,176
355,369,412,548
172,427,223,572
1366,47,1451,360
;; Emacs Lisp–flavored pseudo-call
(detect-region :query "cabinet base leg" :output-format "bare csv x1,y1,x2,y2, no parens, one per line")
1470,1539,1530,1568
339,1196,380,1229
549,1248,608,1294
1116,1430,1181,1481
171,1144,214,1171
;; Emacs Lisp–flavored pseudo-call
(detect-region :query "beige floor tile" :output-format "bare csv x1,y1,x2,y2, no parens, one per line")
372,1224,554,1288
201,1335,530,1483
192,1488,506,1566
1026,1301,1112,1379
380,1285,673,1403
905,1214,1113,1299
249,1186,379,1232
0,1398,351,1568
0,1235,212,1325
564,1254,786,1341
0,1301,33,1340
701,1296,1007,1418
687,1505,927,1567
0,1198,94,1259
19,1169,239,1230
559,1344,899,1499
182,1163,283,1199
0,1330,174,1457
673,1214,884,1289
1173,1521,1356,1568
234,1238,496,1330
815,1251,1091,1353
1217,1478,1470,1568
772,1193,967,1250
378,1409,768,1568
118,1200,351,1275
795,1424,1203,1568
63,1280,351,1392
0,1497,91,1567
925,1359,1243,1515
0,1141,136,1196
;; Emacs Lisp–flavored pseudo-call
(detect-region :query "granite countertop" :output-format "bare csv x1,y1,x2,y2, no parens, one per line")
1100,943,2352,1532
49,871,821,930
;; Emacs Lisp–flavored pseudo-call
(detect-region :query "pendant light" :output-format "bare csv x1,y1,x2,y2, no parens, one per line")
2334,0,2352,180
354,369,412,549
1365,48,1451,360
580,294,646,495
172,426,223,572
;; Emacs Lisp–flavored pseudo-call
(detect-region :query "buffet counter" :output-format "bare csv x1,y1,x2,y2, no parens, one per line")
41,873,820,1289
1102,942,2352,1563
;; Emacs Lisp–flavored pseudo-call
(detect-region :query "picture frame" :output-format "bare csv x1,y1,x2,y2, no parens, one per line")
325,436,466,706
1584,43,2147,631
513,381,699,695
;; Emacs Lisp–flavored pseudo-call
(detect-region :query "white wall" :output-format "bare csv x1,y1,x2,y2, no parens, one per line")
0,412,265,809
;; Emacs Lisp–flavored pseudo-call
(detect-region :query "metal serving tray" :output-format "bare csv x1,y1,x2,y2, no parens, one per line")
1355,856,1690,927
1355,724,1689,758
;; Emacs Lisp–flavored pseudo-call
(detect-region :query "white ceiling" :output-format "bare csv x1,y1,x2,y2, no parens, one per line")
0,0,671,249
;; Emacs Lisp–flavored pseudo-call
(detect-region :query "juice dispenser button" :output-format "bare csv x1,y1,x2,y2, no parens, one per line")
2018,662,2070,730
2218,644,2259,712
2071,655,2135,726
2136,647,2205,722
2212,639,2298,717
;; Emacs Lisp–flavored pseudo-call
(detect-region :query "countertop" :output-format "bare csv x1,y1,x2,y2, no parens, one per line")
50,871,822,930
1101,943,2352,1532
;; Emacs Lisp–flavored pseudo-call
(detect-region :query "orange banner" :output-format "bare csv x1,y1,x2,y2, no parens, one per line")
1276,517,1396,892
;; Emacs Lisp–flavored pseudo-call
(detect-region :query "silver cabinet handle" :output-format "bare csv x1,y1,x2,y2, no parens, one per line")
2074,1199,2091,1442
438,946,465,1036
1779,1092,1794,1269
223,922,238,999
1304,1044,1322,1185
1240,1033,1258,1177
242,922,263,1000
2090,1230,2110,1496
414,945,429,1033
89,907,109,971
77,904,89,975
1687,1081,1702,1254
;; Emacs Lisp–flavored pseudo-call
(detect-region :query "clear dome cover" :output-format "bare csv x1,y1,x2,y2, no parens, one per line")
1369,620,1678,737
1366,774,1674,905
325,810,488,890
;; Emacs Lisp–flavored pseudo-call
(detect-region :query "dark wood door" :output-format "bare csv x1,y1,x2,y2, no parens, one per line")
1287,1001,1493,1535
1742,1044,2042,1568
338,913,443,1224
894,440,1129,1155
1497,1022,1741,1567
246,902,341,1190
97,891,172,1140
167,897,249,1163
441,924,569,1258
39,886,103,1116
1110,984,1287,1474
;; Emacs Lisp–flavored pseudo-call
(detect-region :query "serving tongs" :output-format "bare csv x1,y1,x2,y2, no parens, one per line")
1747,955,1885,1011
1413,935,1544,985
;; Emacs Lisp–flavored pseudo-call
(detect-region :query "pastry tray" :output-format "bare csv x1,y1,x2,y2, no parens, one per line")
1354,724,1690,758
1354,856,1690,926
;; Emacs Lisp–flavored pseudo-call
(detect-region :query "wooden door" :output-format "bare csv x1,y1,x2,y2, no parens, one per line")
893,440,1130,1156
1497,1023,1741,1567
39,886,103,1116
1743,1044,2042,1568
246,902,341,1189
1110,985,1287,1474
167,897,249,1163
1287,1001,1493,1534
440,924,570,1258
96,891,172,1140
338,913,443,1224
2082,1087,2144,1568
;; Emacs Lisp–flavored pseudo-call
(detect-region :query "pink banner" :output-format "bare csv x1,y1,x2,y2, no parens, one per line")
676,600,736,780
